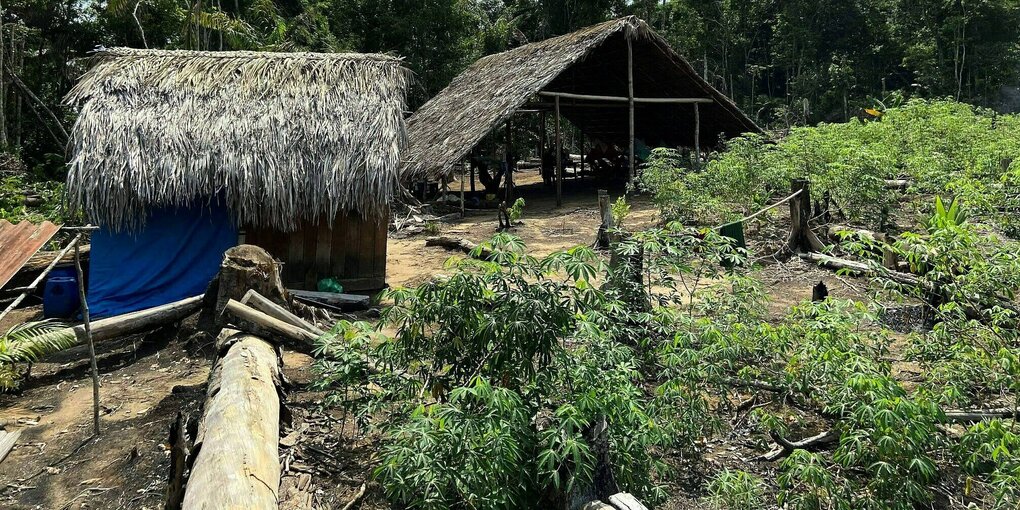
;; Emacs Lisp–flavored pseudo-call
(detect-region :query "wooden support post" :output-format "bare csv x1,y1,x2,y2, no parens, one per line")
693,102,701,169
469,158,475,193
580,131,586,175
627,36,635,182
555,95,563,207
74,237,100,437
505,118,514,202
460,159,466,218
786,179,825,253
539,110,547,159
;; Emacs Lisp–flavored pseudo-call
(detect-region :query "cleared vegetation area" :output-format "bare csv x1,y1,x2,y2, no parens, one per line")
309,99,1020,509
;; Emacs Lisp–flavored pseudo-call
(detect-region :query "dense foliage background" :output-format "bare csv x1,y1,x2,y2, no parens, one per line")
0,0,1018,175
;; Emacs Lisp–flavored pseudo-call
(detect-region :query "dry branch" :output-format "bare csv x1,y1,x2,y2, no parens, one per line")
425,236,492,259
761,429,838,461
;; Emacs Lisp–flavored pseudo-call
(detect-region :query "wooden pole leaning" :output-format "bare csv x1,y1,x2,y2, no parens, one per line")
74,235,100,436
460,159,466,218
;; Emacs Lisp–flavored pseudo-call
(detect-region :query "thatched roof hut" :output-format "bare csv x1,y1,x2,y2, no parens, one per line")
402,16,760,182
65,48,411,231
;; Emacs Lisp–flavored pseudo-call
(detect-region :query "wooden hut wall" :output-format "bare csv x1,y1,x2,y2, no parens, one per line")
243,211,387,292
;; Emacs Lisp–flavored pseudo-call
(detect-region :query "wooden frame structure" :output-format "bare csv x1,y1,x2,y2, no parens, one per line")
401,16,761,199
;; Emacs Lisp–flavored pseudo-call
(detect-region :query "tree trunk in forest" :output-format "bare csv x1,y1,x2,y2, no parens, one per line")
181,332,282,510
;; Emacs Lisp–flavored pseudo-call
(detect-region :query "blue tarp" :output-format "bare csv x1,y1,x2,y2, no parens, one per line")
88,203,237,318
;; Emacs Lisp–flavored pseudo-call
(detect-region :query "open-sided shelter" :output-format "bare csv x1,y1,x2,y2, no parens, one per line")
401,16,760,197
65,48,409,316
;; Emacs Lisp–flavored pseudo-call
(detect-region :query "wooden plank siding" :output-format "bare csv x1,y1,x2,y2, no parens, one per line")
244,210,387,292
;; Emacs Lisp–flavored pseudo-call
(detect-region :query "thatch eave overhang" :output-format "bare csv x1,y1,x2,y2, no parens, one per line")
65,48,411,232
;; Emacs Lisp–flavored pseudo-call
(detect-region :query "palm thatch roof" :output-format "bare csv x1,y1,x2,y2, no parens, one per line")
65,48,410,231
402,16,760,182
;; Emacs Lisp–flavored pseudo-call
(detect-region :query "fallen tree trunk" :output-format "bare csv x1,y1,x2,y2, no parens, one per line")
182,332,282,510
799,252,919,286
76,295,203,343
943,408,1018,423
425,236,492,259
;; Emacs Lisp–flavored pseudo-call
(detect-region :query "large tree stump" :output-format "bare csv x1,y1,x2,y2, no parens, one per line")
786,179,826,254
182,332,282,510
209,245,288,326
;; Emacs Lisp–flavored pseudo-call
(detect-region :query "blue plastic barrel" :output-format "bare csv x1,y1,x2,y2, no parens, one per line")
44,275,81,319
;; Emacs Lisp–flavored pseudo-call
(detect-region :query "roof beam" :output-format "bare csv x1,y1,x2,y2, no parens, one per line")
539,91,713,104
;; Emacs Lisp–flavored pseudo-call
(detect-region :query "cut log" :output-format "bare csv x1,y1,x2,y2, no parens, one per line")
288,289,369,311
222,299,319,348
825,226,898,270
943,408,1018,423
581,502,615,510
885,179,911,190
241,290,324,335
799,252,919,286
607,492,648,510
26,296,202,352
425,236,492,260
182,333,281,510
223,298,413,381
79,295,203,343
212,245,288,325
0,429,22,466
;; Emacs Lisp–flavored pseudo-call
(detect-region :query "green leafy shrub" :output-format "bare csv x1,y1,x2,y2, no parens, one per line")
0,321,77,390
705,468,767,509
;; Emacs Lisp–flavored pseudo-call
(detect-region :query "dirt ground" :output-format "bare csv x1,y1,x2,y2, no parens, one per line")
0,167,879,509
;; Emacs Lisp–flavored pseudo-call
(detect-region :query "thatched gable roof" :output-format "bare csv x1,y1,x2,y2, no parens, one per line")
65,48,410,231
402,16,760,182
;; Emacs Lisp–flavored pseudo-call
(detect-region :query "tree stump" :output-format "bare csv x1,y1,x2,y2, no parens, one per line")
208,245,288,326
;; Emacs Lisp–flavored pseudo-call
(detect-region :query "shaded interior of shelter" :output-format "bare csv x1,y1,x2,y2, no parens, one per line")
522,30,752,154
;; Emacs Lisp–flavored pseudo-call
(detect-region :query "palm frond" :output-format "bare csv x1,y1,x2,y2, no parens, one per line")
0,321,78,390
1,320,77,362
